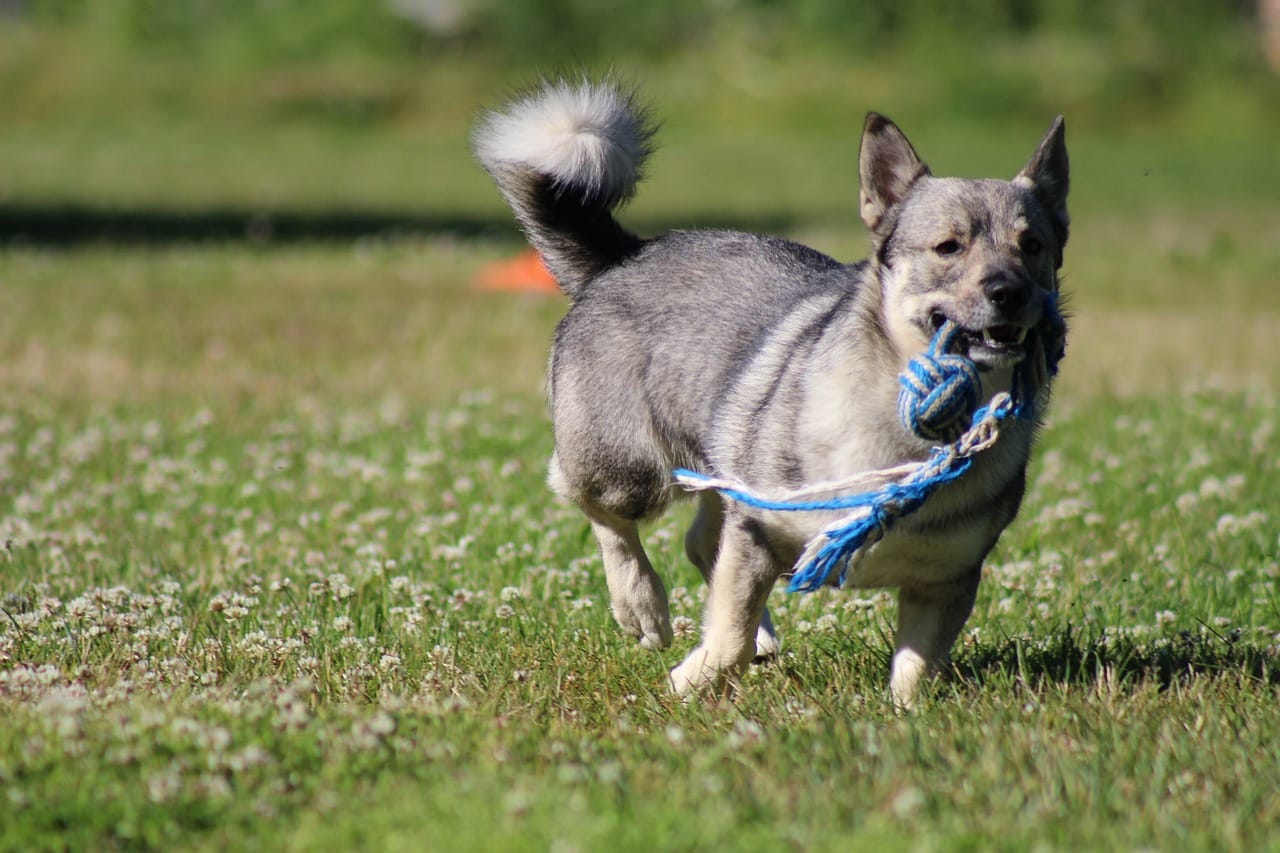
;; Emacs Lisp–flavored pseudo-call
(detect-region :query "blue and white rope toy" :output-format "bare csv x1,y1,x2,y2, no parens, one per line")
675,301,1065,593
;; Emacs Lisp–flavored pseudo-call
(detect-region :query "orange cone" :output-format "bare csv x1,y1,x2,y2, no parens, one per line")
474,248,561,294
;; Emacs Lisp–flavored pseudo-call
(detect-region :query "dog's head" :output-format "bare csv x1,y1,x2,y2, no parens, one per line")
859,114,1068,372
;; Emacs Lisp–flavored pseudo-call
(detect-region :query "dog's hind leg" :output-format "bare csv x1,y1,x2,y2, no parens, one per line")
548,451,673,649
670,514,779,695
684,493,780,661
587,508,674,650
683,491,723,579
890,568,981,709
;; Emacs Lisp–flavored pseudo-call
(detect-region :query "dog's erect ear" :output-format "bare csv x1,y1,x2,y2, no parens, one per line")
1015,116,1070,264
859,113,931,238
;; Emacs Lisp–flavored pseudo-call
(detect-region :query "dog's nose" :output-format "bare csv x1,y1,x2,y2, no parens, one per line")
983,275,1030,315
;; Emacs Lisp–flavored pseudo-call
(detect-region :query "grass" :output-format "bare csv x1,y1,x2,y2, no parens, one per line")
3,21,1280,852
1,314,1278,849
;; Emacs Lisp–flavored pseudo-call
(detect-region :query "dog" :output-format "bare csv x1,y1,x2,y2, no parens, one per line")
474,79,1068,706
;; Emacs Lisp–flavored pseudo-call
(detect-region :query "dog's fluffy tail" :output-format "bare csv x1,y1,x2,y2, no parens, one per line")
473,79,654,297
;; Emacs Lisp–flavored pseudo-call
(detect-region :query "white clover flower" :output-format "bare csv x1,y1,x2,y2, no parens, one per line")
1156,610,1177,627
198,726,233,754
66,596,94,621
197,774,232,799
368,712,396,737
434,538,473,562
843,596,878,613
227,745,271,773
327,574,355,601
726,718,765,748
147,769,183,803
1213,510,1268,538
34,594,62,614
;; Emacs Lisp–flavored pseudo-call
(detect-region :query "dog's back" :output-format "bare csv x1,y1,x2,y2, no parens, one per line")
551,229,855,515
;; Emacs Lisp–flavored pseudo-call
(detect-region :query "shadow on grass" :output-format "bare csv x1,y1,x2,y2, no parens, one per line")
0,203,805,246
954,625,1280,692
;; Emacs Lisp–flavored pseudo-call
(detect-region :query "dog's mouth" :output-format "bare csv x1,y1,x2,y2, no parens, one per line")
928,312,1029,370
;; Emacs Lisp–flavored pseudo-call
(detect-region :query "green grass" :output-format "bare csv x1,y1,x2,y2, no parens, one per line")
1,291,1278,848
3,20,1280,852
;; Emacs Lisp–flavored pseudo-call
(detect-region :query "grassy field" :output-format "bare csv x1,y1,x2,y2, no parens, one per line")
3,20,1280,851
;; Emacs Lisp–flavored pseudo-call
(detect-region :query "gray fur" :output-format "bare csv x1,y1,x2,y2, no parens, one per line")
474,80,1069,705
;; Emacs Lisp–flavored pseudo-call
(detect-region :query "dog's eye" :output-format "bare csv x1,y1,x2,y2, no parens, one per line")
1021,237,1043,256
934,239,962,257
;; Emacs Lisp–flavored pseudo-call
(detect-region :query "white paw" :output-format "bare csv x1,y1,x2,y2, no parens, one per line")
889,647,929,711
754,628,780,659
754,607,781,659
638,627,672,651
668,646,716,695
611,586,673,650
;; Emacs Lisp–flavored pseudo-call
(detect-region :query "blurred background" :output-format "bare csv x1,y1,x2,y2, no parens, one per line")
0,0,1276,400
1,0,1275,232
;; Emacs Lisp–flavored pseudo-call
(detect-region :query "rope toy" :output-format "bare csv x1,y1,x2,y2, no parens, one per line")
896,324,982,444
675,299,1065,593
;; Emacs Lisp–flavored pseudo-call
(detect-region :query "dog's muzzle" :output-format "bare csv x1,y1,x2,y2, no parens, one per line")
928,312,1032,371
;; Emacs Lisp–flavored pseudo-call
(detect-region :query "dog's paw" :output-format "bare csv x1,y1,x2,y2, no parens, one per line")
889,647,930,712
614,610,674,651
753,634,780,663
611,589,673,651
638,626,673,651
753,607,781,661
669,646,717,696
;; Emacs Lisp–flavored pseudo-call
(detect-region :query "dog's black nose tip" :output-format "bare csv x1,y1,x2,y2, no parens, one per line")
983,276,1030,315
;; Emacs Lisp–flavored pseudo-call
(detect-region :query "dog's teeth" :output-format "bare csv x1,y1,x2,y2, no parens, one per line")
980,327,1028,347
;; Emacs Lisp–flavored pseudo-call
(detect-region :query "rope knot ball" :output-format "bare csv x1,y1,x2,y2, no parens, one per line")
897,324,981,443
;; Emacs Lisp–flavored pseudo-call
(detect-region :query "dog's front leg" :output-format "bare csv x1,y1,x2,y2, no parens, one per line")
890,568,981,709
670,516,778,695
684,493,781,661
